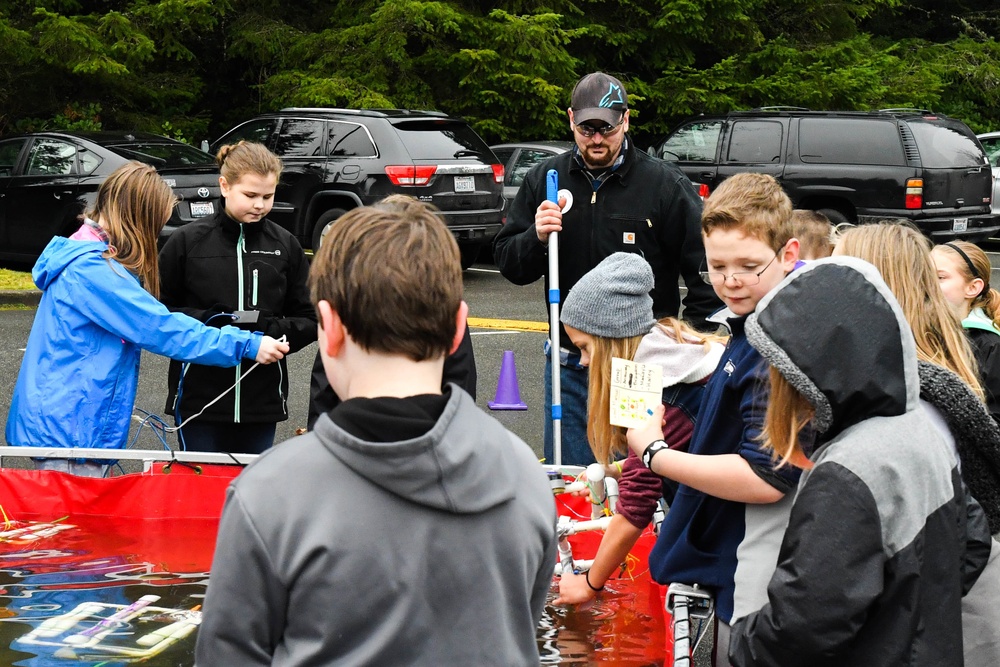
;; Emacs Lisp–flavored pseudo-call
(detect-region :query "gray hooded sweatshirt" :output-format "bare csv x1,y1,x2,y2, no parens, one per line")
195,387,557,666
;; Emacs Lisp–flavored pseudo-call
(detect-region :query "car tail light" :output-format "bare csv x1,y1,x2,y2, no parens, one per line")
491,163,504,183
905,178,923,209
697,183,710,201
385,165,437,186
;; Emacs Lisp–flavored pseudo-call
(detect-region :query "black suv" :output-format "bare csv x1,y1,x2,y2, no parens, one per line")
211,108,505,268
653,108,997,241
0,131,220,264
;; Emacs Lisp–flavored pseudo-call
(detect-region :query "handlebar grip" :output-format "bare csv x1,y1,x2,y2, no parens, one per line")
546,169,558,204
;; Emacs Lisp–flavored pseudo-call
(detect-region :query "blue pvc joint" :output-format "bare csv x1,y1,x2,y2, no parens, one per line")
548,289,560,304
551,405,562,419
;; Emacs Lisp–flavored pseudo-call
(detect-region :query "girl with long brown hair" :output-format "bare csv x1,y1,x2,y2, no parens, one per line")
552,252,725,605
6,161,288,476
729,256,995,666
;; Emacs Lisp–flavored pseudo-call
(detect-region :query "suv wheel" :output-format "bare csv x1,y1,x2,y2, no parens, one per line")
816,208,851,226
312,208,348,251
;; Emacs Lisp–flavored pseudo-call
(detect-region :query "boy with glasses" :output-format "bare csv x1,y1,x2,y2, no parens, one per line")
626,172,801,667
493,71,721,466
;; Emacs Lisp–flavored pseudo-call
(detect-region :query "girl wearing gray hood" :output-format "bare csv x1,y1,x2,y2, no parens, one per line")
729,256,993,667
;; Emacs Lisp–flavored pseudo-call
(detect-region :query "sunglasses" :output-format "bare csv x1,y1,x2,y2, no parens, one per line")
575,119,624,138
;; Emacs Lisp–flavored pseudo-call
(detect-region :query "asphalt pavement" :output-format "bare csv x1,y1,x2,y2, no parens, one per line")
0,263,554,458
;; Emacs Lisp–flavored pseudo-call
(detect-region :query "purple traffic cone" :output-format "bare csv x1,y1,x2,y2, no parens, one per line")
488,350,528,410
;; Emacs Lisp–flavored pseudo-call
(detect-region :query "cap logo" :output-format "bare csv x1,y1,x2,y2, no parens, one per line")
600,83,625,108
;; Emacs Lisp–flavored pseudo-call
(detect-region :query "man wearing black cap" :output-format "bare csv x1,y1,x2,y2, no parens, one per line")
493,71,721,466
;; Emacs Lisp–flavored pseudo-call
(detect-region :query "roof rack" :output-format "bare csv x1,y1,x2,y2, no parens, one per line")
750,106,811,112
278,107,450,118
280,107,364,114
878,108,934,114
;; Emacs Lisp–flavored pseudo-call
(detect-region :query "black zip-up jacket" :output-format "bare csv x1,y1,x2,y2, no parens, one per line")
492,138,721,351
159,211,316,423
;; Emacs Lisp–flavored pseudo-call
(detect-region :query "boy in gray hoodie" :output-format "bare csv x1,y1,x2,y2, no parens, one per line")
196,200,557,666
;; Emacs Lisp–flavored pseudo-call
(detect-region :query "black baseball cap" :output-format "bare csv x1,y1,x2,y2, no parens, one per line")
570,72,628,125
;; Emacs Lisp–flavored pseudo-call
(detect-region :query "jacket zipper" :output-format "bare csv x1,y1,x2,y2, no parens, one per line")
235,226,246,423
252,269,259,307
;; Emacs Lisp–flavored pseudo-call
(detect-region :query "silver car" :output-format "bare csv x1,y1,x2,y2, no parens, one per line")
490,141,573,203
978,131,1000,215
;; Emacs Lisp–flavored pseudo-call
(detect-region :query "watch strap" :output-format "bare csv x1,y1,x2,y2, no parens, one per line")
641,439,669,469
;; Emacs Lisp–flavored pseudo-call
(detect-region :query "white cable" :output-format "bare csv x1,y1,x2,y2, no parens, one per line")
165,335,287,433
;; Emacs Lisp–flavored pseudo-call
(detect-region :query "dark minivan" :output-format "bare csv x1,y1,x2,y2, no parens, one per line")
654,109,997,241
211,108,505,268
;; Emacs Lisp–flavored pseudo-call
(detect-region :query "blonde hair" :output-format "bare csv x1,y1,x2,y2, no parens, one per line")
836,222,984,399
790,209,833,260
586,317,724,464
701,173,794,251
761,367,816,465
938,241,1000,329
216,141,282,185
86,161,175,298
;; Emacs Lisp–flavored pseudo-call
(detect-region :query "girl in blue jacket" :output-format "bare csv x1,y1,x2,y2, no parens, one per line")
5,162,289,476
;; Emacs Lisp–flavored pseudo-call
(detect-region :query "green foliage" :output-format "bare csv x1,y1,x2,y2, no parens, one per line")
0,0,997,144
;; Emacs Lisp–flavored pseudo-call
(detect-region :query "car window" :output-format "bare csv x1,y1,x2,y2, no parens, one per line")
392,120,492,160
327,121,377,157
660,121,722,162
274,119,325,157
908,120,985,168
979,137,1000,167
727,121,783,163
798,118,905,166
494,147,515,161
510,149,553,187
109,142,213,168
26,139,77,176
77,148,103,174
0,138,27,176
220,118,276,147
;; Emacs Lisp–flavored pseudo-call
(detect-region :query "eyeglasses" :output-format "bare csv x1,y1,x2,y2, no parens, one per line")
575,119,624,138
700,253,779,286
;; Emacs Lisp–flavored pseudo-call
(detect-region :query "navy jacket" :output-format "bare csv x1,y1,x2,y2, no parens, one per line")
648,316,800,623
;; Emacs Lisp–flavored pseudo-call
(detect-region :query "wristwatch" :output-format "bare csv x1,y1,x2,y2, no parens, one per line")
641,439,669,469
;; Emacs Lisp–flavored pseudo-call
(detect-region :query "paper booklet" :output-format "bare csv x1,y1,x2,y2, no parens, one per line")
609,357,663,429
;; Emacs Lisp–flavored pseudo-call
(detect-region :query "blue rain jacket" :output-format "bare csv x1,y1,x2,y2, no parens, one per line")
5,237,262,451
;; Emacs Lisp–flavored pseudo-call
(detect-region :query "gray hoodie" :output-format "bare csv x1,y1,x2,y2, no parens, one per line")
195,387,557,666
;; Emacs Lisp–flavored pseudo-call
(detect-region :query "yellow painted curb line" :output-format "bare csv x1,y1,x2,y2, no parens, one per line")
468,317,549,333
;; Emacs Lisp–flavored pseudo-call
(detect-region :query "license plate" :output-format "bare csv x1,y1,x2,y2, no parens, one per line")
454,175,475,193
953,217,968,232
190,201,214,217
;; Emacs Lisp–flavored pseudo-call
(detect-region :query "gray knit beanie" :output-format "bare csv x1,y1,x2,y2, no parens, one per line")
561,252,656,338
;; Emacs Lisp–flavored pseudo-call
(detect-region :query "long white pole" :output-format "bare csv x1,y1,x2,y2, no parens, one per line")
546,169,562,469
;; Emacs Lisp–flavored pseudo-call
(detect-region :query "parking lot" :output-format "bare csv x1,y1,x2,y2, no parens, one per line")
4,246,1000,458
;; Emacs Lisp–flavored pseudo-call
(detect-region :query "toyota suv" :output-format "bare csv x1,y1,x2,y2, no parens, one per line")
211,108,505,268
653,108,997,241
0,131,220,264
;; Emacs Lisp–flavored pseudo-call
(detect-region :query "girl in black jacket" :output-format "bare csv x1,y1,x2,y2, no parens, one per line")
159,141,316,453
932,240,1000,426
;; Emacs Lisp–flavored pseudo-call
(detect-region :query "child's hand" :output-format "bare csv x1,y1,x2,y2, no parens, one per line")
553,571,599,606
626,404,666,459
256,336,290,364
